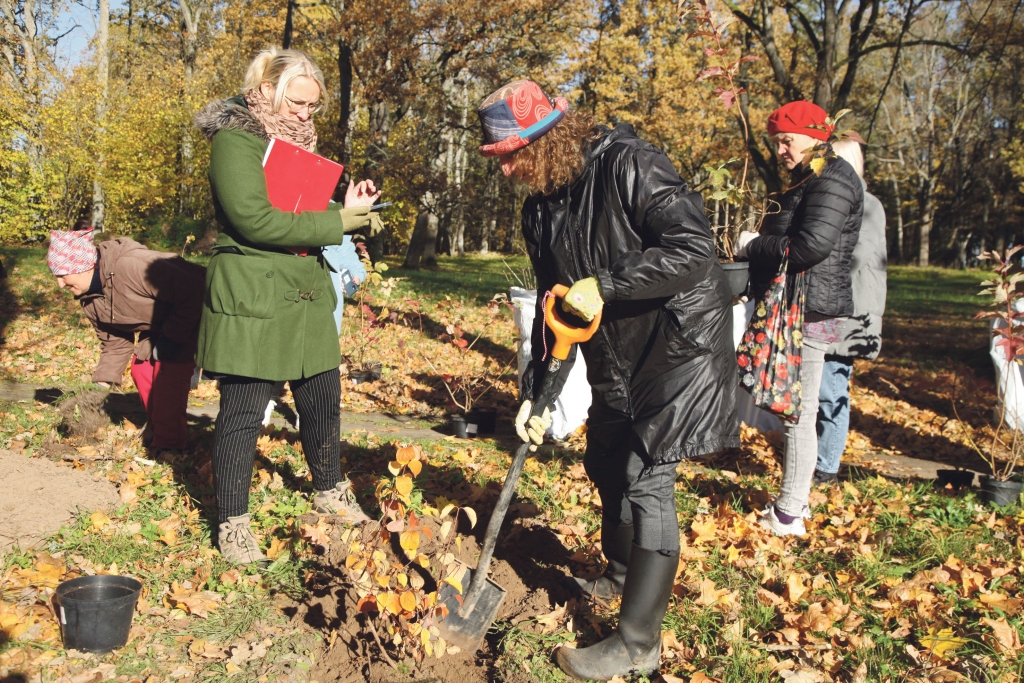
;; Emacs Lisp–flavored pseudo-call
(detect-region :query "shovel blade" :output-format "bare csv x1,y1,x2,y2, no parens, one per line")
436,567,506,653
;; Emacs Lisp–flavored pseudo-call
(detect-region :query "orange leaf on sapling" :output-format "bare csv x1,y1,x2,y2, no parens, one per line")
400,590,418,613
396,476,413,497
400,530,420,553
385,591,402,615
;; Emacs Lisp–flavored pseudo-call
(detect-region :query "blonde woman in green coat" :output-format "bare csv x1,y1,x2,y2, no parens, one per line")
194,47,380,565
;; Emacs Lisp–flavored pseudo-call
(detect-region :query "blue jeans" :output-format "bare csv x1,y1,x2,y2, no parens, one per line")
815,356,854,475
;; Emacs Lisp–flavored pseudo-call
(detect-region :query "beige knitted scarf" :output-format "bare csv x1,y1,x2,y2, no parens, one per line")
244,88,317,152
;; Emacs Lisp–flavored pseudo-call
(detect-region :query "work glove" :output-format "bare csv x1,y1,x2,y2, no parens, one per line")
339,208,385,237
515,399,552,452
733,231,759,259
561,277,603,322
152,336,181,362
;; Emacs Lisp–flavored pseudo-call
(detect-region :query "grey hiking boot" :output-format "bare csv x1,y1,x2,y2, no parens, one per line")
217,514,269,566
312,480,371,524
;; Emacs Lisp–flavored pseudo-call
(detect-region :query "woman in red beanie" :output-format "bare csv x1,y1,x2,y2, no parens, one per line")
733,101,864,536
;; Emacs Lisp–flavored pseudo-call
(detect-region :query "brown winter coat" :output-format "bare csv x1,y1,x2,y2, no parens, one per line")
78,238,206,383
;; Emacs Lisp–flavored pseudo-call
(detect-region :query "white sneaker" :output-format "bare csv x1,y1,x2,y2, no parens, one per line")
262,400,276,427
759,503,807,537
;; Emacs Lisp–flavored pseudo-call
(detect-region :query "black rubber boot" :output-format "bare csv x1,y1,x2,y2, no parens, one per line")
556,544,677,681
569,523,633,599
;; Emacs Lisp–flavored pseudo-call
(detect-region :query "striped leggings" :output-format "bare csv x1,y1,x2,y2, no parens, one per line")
212,369,342,522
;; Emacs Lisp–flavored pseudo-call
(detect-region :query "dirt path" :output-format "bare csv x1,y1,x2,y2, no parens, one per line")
0,449,118,553
0,381,448,442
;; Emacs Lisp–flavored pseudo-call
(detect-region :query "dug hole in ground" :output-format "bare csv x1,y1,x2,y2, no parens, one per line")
299,508,581,682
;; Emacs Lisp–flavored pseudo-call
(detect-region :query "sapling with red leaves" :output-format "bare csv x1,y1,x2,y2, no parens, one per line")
422,295,516,416
962,246,1024,482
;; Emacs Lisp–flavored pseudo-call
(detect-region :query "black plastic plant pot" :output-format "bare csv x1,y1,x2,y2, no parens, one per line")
468,409,497,434
720,261,750,299
452,416,472,439
350,362,382,385
54,574,142,653
979,475,1024,507
936,469,975,490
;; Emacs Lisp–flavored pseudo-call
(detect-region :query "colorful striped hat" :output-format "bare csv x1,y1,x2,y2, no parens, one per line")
47,229,98,276
477,80,569,157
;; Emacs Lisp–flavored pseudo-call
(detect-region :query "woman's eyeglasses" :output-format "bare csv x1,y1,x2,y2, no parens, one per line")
284,95,323,115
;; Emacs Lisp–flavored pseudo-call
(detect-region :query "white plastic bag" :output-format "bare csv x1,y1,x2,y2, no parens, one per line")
990,299,1024,430
510,287,592,440
733,300,783,433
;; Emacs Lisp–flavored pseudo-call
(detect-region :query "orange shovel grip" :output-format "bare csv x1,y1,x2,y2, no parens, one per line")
544,284,602,360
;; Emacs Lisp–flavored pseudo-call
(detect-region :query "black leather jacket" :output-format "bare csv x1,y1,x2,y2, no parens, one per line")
521,124,739,464
747,153,864,317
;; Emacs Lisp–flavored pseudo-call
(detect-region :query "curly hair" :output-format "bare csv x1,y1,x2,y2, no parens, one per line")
508,110,602,195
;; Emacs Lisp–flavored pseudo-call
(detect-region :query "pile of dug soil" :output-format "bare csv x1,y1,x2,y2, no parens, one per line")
297,512,582,683
57,388,114,440
0,449,118,552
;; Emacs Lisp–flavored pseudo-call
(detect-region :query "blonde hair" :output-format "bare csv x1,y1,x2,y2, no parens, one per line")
242,48,326,111
508,110,601,195
832,139,864,179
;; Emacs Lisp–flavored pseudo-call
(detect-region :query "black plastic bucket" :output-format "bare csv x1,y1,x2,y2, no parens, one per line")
720,262,750,299
452,416,472,439
350,362,382,385
979,476,1024,507
936,469,974,490
54,575,142,652
468,409,497,435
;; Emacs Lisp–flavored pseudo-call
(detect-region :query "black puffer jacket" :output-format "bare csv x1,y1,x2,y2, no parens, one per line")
521,124,739,465
747,153,864,316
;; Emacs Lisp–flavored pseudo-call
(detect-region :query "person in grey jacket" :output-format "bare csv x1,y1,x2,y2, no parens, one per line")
813,139,887,484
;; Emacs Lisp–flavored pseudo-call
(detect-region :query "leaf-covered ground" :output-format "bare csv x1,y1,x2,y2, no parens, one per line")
1,248,1022,683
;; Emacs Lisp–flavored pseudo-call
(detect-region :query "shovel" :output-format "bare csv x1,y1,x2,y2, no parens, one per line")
437,283,602,652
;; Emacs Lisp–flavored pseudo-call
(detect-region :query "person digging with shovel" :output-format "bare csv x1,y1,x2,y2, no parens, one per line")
478,80,739,680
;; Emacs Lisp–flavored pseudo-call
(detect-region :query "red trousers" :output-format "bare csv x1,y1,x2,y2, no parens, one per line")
131,356,195,450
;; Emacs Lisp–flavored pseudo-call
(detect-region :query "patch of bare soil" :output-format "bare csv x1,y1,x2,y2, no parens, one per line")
0,449,118,552
298,511,578,683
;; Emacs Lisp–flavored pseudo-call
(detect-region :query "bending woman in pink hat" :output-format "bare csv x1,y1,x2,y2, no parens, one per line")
48,212,206,451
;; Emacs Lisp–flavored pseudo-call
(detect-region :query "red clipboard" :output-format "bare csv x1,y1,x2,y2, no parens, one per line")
262,138,344,255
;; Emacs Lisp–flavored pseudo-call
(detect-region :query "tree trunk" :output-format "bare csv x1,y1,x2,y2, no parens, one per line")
336,38,353,164
282,0,294,48
917,182,934,267
177,0,203,216
404,200,438,268
813,0,837,109
363,100,391,262
92,0,109,230
891,176,903,263
1,0,44,174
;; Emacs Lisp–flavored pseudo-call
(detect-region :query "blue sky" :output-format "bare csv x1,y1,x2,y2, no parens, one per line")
56,0,124,68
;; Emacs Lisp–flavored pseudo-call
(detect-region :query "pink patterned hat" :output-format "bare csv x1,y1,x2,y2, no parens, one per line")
478,80,569,157
47,229,98,276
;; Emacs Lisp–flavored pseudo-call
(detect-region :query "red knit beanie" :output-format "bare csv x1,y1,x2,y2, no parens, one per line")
767,101,833,141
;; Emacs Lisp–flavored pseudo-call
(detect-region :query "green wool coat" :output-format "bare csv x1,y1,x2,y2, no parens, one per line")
195,100,376,380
